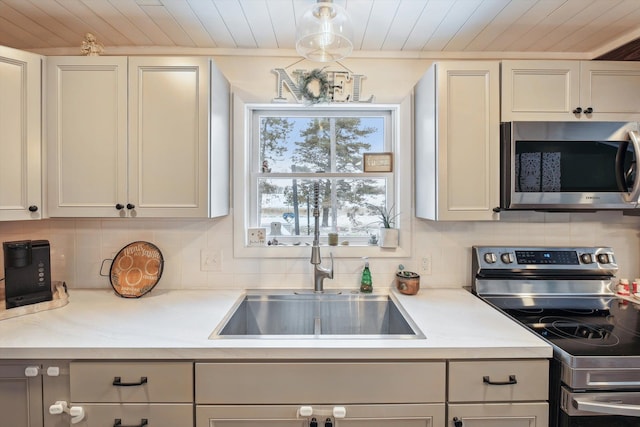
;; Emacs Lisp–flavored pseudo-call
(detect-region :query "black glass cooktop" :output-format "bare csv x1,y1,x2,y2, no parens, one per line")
504,299,640,357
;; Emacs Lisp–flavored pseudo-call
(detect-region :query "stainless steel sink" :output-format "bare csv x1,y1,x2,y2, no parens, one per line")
209,291,425,339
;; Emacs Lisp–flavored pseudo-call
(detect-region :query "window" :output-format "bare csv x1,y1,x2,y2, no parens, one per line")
253,109,392,246
233,99,411,258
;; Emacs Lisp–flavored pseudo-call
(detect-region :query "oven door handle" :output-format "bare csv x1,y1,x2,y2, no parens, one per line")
622,131,640,203
573,396,640,417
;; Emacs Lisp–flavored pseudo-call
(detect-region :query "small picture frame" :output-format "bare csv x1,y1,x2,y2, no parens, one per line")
363,152,393,172
247,227,267,246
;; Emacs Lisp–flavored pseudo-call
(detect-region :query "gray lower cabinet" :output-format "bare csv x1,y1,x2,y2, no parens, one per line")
448,403,549,427
0,361,71,427
197,404,445,427
69,361,194,427
195,362,447,427
3,359,549,427
447,360,549,427
0,362,43,427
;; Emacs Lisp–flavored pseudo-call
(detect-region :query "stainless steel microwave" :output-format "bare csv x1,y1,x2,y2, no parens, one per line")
500,121,640,210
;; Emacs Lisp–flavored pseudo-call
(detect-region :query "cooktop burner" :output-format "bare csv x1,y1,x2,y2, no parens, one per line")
504,300,640,357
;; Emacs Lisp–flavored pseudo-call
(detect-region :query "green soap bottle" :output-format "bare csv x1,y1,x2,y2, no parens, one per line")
360,257,372,293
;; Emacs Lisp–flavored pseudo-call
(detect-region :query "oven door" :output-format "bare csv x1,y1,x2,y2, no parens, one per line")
501,121,640,210
560,387,640,427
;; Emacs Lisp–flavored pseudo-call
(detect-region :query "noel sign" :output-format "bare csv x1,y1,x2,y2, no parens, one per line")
272,68,374,104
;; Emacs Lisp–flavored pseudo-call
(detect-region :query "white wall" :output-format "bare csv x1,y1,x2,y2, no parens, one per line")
1,55,639,292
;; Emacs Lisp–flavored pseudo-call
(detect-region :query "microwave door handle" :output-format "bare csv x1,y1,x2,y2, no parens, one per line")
615,140,630,192
573,396,640,417
623,131,640,203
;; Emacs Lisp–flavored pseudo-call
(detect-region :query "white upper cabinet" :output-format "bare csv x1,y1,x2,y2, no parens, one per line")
0,46,43,221
128,57,211,217
47,56,128,217
502,60,640,121
415,61,500,221
47,56,229,218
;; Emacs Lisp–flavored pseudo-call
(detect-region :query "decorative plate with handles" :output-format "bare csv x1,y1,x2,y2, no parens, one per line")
101,241,164,298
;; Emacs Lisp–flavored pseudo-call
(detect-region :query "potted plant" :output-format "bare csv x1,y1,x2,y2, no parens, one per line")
370,204,399,248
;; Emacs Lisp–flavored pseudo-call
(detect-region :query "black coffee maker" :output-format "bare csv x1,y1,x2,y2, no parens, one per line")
3,240,52,309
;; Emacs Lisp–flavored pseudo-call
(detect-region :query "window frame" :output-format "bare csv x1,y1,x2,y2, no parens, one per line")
233,97,412,259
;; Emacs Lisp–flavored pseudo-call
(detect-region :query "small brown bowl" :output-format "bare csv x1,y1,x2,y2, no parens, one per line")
395,272,420,295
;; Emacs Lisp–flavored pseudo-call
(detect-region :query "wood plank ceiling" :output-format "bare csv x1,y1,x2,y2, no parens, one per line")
1,0,639,58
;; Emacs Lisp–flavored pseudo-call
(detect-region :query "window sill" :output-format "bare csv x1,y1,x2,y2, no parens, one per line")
233,239,411,259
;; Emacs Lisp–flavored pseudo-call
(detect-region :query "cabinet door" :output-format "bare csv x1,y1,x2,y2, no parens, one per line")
128,57,210,217
196,404,445,427
501,60,580,121
415,61,500,221
580,61,640,120
0,47,42,220
0,363,43,427
448,403,548,427
47,56,128,217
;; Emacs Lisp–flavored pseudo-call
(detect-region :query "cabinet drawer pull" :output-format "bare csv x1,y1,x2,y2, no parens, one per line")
453,417,463,427
113,419,148,427
483,374,517,385
112,376,148,386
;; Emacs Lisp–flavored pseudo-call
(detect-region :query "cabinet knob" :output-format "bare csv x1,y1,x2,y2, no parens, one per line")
28,205,38,212
453,417,463,427
115,204,124,210
573,107,582,114
584,107,593,114
126,203,135,210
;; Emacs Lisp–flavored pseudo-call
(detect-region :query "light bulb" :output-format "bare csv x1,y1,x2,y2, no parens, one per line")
296,1,353,62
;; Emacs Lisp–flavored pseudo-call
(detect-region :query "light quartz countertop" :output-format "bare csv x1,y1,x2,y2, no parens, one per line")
0,287,552,360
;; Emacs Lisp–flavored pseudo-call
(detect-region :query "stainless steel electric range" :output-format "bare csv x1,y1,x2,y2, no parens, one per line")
472,246,640,427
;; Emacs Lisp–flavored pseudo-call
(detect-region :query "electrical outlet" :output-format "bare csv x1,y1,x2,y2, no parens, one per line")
201,249,222,272
421,255,432,275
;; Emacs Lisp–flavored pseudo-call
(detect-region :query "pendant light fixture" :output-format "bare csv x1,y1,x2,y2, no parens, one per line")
295,0,353,62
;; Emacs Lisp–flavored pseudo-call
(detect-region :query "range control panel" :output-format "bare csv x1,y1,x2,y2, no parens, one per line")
473,246,616,272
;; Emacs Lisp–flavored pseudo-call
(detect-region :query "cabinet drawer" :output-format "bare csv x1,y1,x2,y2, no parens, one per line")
196,362,445,404
448,360,548,402
70,362,193,403
73,403,193,427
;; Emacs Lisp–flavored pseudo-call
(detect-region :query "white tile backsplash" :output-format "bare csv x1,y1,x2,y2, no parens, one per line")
0,211,638,291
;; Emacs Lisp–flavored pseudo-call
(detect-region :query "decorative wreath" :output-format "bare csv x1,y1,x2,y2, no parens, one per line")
298,68,331,104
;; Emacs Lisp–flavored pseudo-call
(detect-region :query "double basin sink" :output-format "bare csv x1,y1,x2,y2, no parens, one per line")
209,290,424,339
